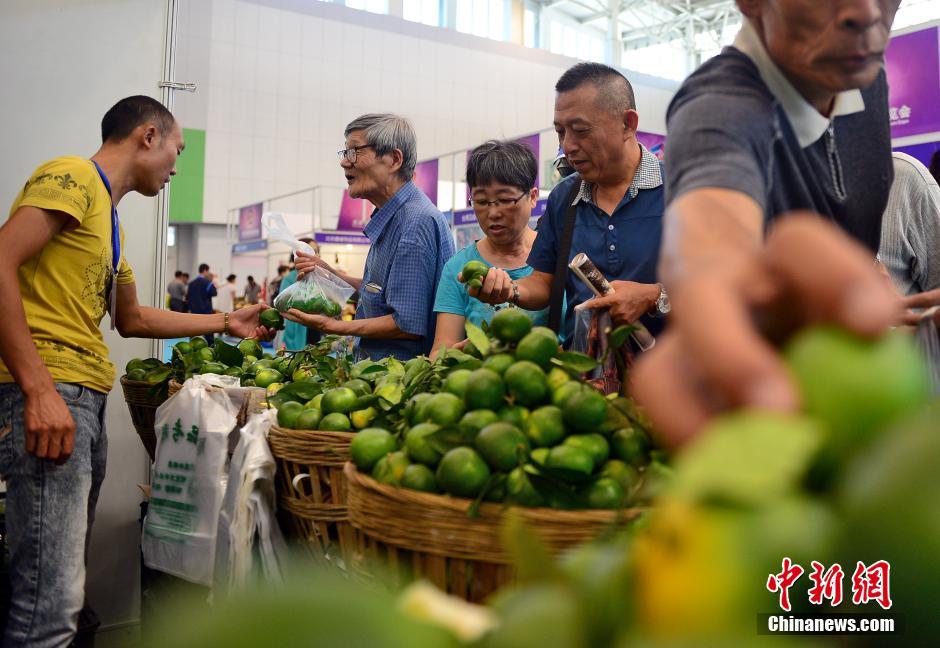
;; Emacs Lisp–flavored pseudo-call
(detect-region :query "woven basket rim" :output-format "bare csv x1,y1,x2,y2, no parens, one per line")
343,461,640,523
269,424,356,441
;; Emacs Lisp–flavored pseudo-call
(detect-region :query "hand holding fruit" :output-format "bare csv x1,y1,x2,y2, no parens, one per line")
460,261,513,306
230,303,278,339
294,250,332,279
581,280,660,325
631,215,902,449
283,309,341,334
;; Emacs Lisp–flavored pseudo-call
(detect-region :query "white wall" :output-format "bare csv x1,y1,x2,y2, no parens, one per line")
173,0,677,224
0,0,170,629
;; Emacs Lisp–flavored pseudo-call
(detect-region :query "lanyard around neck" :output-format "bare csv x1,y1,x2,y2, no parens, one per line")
91,160,121,329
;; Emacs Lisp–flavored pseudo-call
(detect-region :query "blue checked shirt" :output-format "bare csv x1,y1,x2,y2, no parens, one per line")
356,181,455,360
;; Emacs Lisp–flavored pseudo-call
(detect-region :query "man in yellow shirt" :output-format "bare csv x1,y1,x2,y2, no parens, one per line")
0,96,271,647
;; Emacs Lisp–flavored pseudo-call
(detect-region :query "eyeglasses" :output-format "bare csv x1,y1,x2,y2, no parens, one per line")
337,144,374,164
469,191,529,210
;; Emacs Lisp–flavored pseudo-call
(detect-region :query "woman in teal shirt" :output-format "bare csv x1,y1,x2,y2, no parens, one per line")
431,140,560,357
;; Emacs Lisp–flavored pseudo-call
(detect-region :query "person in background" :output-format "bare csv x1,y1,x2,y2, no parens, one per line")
879,152,940,297
430,140,557,357
268,265,289,302
288,113,454,360
471,63,669,343
167,270,186,312
181,272,190,311
244,275,261,304
188,263,218,343
215,273,238,314
0,96,271,647
280,238,322,351
929,150,940,186
632,0,904,447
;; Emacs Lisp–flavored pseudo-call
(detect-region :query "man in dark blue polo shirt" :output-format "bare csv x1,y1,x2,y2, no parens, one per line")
472,63,669,343
287,114,454,360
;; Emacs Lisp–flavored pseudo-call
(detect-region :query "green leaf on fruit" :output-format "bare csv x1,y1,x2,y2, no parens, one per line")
551,351,599,374
465,322,491,357
214,339,244,368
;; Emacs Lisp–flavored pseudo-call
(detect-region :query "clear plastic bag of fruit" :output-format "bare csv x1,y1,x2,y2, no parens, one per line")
262,212,354,318
571,305,627,394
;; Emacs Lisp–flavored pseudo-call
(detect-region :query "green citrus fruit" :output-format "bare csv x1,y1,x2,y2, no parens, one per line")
198,348,215,362
266,382,284,397
325,301,342,317
237,339,262,359
372,450,410,486
127,368,148,381
507,466,546,507
530,326,558,340
499,405,530,428
125,358,147,374
475,422,530,472
483,353,515,376
515,331,558,369
525,405,566,447
421,392,465,427
322,387,358,414
350,406,378,429
295,408,322,430
319,412,352,432
404,423,443,467
190,337,208,351
505,361,549,407
458,409,500,442
552,381,588,408
601,459,641,494
251,358,276,372
490,308,532,344
530,447,550,465
408,393,433,425
224,367,243,377
785,326,931,452
436,447,491,498
174,341,193,356
546,445,595,478
461,259,489,284
350,428,396,471
344,379,372,397
562,389,607,433
259,308,284,330
402,464,438,493
443,369,472,399
305,394,324,410
564,434,610,467
582,477,626,509
546,367,571,391
277,401,304,429
199,362,226,375
254,369,284,389
610,427,650,466
464,368,506,411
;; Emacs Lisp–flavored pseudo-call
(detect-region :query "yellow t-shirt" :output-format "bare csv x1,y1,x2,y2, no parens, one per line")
0,156,136,393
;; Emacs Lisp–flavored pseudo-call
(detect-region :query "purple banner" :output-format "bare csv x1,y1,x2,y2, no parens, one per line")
314,231,371,246
336,192,373,232
238,203,263,241
413,159,439,205
885,26,940,138
636,131,666,160
894,140,940,169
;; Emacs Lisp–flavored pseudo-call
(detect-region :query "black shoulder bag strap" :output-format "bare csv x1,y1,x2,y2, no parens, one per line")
548,181,582,333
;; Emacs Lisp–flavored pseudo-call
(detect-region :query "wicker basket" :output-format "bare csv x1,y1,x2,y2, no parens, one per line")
344,462,642,602
119,375,169,461
267,425,357,563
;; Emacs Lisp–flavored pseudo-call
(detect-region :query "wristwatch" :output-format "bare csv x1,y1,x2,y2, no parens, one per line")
653,283,670,317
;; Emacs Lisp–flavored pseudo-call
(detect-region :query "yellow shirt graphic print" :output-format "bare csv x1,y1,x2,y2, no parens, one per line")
0,156,136,393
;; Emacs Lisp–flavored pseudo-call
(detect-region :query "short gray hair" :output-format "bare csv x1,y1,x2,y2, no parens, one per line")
344,113,417,181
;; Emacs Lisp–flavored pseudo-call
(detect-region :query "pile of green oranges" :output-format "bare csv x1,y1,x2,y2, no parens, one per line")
346,308,665,510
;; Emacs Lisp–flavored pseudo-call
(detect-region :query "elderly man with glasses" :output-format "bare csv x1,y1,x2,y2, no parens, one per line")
288,113,454,360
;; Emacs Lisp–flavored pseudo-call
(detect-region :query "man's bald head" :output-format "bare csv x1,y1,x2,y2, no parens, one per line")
555,62,636,116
